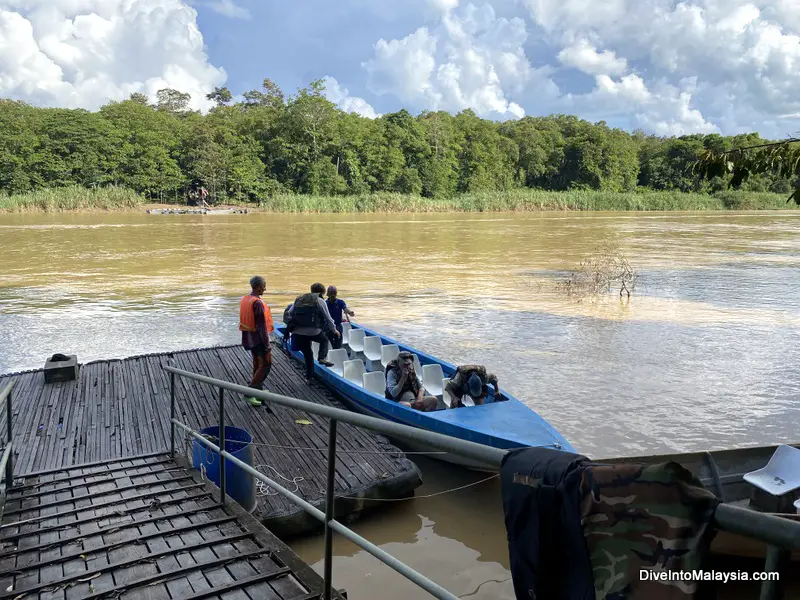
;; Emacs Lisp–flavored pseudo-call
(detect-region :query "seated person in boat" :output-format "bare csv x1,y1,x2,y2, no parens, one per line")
385,352,438,412
445,365,501,408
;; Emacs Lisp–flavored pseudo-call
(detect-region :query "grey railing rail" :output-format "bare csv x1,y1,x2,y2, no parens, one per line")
0,382,13,492
164,365,800,600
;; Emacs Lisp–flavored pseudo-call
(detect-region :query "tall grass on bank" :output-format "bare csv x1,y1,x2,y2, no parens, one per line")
258,189,796,213
0,186,144,213
0,186,796,213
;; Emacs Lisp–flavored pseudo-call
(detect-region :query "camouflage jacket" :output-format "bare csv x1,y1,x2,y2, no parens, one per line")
501,447,720,600
449,364,498,396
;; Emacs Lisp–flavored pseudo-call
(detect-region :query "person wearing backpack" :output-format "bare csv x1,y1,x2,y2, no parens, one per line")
285,283,340,381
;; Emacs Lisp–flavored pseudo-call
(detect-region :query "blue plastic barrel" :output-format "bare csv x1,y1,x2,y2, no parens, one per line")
192,425,256,513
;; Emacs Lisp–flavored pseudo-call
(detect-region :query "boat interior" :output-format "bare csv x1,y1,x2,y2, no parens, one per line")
286,321,503,411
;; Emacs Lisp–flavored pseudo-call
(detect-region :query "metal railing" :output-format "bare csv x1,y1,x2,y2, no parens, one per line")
0,383,13,494
164,365,800,600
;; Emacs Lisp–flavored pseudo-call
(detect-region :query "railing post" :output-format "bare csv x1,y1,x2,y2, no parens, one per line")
5,389,12,489
218,388,226,506
169,371,176,458
759,545,788,600
323,419,338,600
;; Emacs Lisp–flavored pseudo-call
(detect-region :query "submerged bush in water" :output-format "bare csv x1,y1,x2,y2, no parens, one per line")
558,242,638,299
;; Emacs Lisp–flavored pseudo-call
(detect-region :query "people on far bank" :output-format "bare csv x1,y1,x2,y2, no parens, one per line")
445,364,502,408
284,283,341,382
325,285,355,350
238,276,274,409
384,351,438,412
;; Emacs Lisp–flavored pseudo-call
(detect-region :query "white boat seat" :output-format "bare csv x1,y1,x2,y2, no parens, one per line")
363,371,385,396
348,329,366,354
327,349,349,376
380,344,400,370
743,445,800,496
311,341,320,360
441,378,456,408
412,354,422,374
343,359,366,387
422,364,444,396
342,322,352,345
795,498,800,514
363,336,382,363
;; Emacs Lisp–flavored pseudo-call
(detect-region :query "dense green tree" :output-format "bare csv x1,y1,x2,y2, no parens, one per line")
0,80,793,202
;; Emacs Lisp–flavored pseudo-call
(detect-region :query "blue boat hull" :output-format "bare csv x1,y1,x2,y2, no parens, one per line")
274,323,575,471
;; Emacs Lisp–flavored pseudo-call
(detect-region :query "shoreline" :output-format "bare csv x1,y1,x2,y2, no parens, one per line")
1,188,798,214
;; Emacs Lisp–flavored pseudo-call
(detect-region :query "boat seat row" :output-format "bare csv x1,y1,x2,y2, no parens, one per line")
305,325,453,400
302,326,482,409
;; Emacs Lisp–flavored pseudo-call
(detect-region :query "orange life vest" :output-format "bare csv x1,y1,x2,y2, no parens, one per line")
239,295,274,333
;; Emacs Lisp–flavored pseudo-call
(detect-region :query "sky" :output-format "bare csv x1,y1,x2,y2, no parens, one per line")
2,0,800,138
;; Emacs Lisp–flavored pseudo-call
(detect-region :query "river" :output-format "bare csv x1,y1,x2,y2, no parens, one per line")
1,210,799,598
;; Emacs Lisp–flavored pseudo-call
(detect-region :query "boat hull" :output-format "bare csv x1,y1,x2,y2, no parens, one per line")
273,323,575,471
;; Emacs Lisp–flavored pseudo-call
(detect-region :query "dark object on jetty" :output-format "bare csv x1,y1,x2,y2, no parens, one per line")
0,345,421,538
0,453,346,599
43,352,78,383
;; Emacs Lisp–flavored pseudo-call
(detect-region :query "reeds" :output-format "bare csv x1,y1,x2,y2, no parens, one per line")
0,186,143,212
0,186,794,213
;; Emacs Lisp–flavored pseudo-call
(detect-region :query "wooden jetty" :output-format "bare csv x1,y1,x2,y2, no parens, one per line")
0,345,422,537
0,453,345,599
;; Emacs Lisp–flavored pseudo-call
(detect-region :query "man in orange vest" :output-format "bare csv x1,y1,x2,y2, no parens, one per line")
239,275,274,408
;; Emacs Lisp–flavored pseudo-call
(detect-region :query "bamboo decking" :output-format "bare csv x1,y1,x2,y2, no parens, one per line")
0,453,345,599
0,344,422,537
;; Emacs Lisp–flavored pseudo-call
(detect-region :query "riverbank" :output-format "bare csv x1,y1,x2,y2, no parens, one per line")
1,186,797,213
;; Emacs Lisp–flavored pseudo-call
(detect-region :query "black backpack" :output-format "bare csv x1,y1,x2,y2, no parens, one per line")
289,293,322,329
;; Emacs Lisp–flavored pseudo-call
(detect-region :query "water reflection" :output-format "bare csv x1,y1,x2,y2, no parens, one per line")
290,457,515,600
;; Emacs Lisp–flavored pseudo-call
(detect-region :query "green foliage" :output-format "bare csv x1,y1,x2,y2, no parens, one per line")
0,79,796,206
0,185,142,212
693,139,800,204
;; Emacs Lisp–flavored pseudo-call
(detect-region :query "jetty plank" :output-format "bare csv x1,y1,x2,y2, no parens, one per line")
0,344,422,536
0,455,342,600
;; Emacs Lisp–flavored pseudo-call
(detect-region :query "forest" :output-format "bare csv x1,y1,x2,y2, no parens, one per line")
0,78,795,205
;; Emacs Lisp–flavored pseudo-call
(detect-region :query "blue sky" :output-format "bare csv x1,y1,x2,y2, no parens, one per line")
3,0,800,138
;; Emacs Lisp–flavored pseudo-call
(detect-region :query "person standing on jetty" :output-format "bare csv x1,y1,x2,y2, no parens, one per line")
239,276,274,408
285,283,340,381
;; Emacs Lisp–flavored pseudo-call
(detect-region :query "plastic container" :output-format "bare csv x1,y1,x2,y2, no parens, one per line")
192,425,256,513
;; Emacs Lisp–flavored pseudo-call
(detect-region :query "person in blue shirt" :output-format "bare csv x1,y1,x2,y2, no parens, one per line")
325,285,354,349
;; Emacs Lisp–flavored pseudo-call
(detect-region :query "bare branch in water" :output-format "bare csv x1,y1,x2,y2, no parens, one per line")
557,242,638,299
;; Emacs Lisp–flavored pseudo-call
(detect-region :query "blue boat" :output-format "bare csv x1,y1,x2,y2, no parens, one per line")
274,322,575,471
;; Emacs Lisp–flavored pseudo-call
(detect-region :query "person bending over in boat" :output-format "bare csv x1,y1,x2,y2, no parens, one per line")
284,283,340,381
385,352,438,412
445,365,501,408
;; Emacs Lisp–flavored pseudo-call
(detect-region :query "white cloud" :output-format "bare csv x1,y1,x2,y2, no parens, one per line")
0,0,226,112
322,75,379,119
207,0,250,20
558,39,627,76
363,3,536,120
521,0,800,136
428,0,459,13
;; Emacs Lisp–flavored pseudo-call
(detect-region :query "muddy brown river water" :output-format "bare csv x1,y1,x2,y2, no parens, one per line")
1,210,799,598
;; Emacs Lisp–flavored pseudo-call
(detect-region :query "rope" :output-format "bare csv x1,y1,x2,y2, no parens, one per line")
254,464,305,497
178,427,496,506
336,473,499,501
